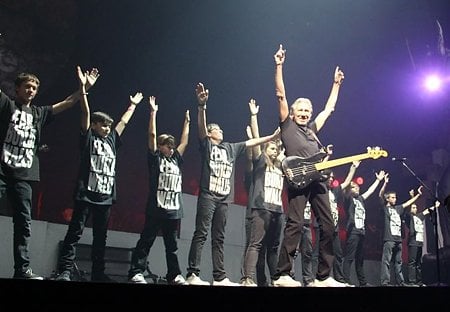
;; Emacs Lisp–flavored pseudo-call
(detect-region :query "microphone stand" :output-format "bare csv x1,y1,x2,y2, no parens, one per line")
397,159,443,286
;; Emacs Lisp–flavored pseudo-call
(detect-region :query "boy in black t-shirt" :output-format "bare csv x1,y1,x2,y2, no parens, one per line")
55,66,143,282
128,95,190,285
0,66,98,279
405,200,440,286
378,174,423,286
185,83,279,286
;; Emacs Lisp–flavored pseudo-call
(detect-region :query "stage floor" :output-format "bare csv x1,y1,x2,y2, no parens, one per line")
1,278,448,310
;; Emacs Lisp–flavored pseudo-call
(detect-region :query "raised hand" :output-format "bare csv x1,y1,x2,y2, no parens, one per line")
149,95,158,112
248,98,259,115
76,66,87,86
376,170,386,181
334,66,344,85
326,144,334,156
417,185,423,195
274,44,286,65
86,68,100,90
272,127,281,138
196,82,209,106
130,92,143,105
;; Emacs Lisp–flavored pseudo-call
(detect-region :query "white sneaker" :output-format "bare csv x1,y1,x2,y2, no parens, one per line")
170,274,188,285
186,273,210,286
345,282,356,287
272,275,302,287
312,277,347,287
129,273,147,284
240,277,257,287
213,277,240,286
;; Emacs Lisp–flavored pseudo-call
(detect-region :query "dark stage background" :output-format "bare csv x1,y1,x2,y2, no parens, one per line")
1,0,450,261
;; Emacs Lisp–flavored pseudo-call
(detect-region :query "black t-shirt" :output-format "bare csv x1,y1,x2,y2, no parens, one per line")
146,149,184,219
280,117,320,158
382,204,405,242
329,186,344,232
0,91,52,181
198,137,246,203
344,194,366,235
74,128,121,205
405,212,426,247
248,154,283,214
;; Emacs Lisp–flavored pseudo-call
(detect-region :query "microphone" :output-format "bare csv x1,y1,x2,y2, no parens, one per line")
392,157,407,161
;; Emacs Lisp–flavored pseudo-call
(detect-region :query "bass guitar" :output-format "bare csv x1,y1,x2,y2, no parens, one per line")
282,147,388,189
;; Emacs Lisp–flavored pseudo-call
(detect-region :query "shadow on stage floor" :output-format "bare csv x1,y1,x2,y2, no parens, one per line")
1,278,448,311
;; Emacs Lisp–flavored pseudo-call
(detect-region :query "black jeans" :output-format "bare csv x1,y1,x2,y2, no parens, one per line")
242,212,268,285
58,201,111,277
0,176,33,274
129,215,181,282
343,232,366,285
187,194,228,281
243,209,283,282
380,240,404,285
275,182,334,281
407,245,422,284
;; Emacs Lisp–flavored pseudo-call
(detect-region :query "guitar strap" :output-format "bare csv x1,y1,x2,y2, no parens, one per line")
309,129,325,151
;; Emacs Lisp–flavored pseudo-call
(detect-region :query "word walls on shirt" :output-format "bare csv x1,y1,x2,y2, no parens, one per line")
209,146,232,196
157,158,182,210
87,138,116,195
2,110,36,168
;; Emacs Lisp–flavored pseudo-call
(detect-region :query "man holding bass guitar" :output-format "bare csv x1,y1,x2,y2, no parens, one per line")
271,44,347,287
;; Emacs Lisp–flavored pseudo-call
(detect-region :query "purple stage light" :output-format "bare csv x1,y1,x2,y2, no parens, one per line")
424,74,442,92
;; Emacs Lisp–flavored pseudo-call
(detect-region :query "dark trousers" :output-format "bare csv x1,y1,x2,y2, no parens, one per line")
128,215,181,282
242,213,269,286
0,176,33,274
298,224,314,285
275,182,334,281
380,240,404,285
343,232,367,285
58,201,111,277
243,209,283,282
332,231,345,282
407,245,422,284
187,194,228,281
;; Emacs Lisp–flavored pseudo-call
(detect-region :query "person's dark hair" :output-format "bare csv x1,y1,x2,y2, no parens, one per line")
91,111,113,125
15,73,40,89
207,123,220,132
157,134,176,148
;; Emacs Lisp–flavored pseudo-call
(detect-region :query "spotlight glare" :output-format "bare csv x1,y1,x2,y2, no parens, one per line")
424,75,442,92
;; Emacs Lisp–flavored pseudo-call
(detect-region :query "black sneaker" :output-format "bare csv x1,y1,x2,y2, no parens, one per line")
55,270,71,281
13,268,43,280
91,273,117,283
